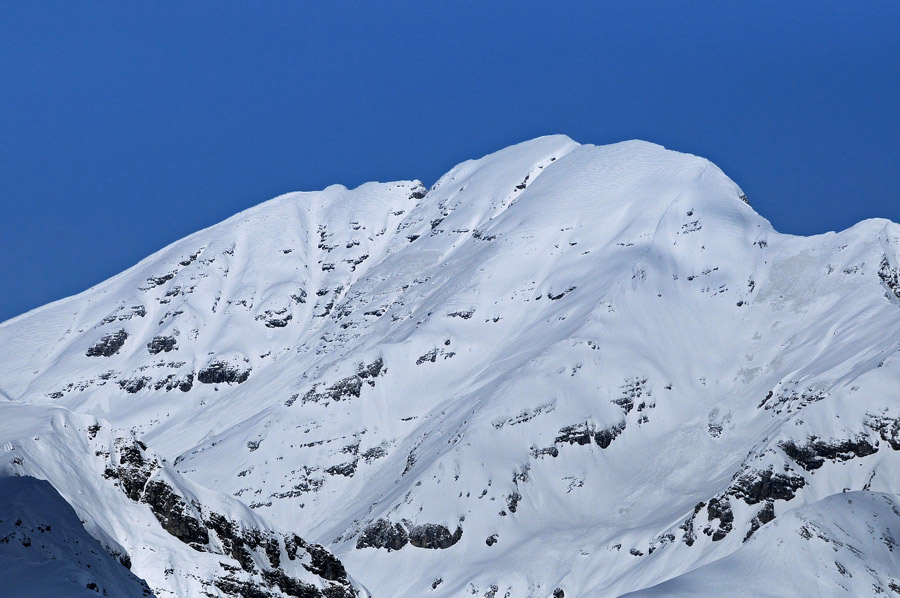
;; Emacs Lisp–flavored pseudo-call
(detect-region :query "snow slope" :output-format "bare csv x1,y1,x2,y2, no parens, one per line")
626,491,900,597
2,135,900,596
0,475,153,598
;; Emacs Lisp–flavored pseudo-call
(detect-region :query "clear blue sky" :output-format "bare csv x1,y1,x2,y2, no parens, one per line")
2,2,899,322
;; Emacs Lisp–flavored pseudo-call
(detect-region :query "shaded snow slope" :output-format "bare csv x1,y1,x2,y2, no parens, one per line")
0,476,153,598
2,135,900,596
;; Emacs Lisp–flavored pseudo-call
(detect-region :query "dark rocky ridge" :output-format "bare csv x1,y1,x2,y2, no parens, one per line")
93,426,357,598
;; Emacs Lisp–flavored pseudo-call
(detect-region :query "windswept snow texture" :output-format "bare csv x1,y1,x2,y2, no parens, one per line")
3,135,900,596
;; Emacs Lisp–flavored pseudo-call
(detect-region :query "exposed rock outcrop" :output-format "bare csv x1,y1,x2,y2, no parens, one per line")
86,329,129,357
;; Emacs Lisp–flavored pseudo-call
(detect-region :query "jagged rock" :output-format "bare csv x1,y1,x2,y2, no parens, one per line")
86,329,128,357
447,310,474,319
879,256,900,299
288,536,349,584
555,420,626,449
99,305,147,325
356,519,409,551
780,435,878,471
142,480,210,548
506,492,521,513
265,315,292,327
530,446,559,459
595,421,627,448
408,183,427,200
727,467,806,505
759,386,828,413
302,359,384,404
109,439,157,502
206,513,258,571
197,361,250,384
260,569,351,598
547,286,576,300
680,502,706,546
361,446,388,463
357,358,384,378
743,501,776,541
325,462,356,477
416,349,438,365
705,497,734,541
147,335,177,354
866,414,900,450
143,272,175,288
408,524,463,549
176,373,194,392
118,376,150,394
555,422,593,445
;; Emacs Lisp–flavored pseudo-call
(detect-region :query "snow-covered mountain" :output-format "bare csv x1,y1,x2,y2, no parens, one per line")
2,135,900,596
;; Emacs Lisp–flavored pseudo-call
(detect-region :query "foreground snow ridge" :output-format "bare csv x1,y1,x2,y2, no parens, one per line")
2,135,900,597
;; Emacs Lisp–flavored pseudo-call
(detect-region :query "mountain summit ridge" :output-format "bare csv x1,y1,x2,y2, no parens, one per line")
2,136,900,596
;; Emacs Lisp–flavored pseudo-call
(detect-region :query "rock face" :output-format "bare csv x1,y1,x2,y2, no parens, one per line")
197,360,250,384
0,404,360,598
355,519,409,551
86,329,128,356
3,135,900,597
780,435,879,471
408,524,463,549
147,335,177,354
355,519,463,551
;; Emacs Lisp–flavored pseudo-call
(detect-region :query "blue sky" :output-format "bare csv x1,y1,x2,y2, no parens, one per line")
2,2,899,322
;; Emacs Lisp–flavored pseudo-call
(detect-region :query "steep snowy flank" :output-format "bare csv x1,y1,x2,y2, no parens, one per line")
2,135,900,596
0,403,363,598
0,476,153,598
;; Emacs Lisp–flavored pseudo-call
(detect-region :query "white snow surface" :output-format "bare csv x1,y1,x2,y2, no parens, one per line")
3,135,900,596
